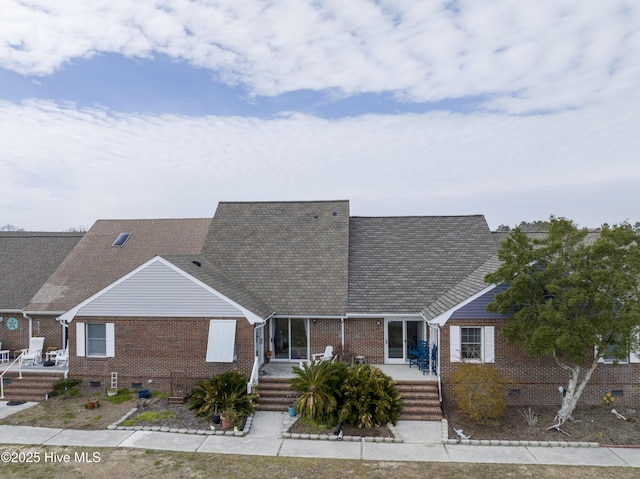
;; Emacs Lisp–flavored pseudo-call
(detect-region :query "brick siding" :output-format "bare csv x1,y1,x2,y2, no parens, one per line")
441,318,640,408
68,316,255,394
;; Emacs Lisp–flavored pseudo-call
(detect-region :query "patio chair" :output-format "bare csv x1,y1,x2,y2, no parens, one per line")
20,337,45,366
299,346,334,368
311,345,334,362
54,344,69,366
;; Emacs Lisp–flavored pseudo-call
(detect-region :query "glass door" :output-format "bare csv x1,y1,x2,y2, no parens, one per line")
386,320,404,363
272,318,308,361
385,319,424,363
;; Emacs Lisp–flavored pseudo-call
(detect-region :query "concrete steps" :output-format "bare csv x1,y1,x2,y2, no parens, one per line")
255,376,442,421
1,370,66,402
396,380,442,421
254,377,296,412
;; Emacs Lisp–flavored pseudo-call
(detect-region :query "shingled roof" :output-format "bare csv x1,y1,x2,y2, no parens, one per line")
27,218,211,313
0,232,83,310
348,215,498,315
201,201,350,316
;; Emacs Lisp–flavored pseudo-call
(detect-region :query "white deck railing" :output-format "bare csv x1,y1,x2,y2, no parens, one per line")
248,355,260,394
0,353,23,399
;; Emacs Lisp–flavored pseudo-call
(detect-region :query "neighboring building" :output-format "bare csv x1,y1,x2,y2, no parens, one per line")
5,201,637,407
0,231,83,353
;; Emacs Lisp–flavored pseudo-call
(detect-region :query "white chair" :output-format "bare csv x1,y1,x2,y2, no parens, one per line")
54,347,69,366
311,345,334,362
299,346,335,369
20,337,45,366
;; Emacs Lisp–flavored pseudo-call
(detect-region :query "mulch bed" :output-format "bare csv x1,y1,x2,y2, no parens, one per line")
444,405,640,445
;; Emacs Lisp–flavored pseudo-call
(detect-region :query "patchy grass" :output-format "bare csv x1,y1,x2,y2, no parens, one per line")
120,410,176,426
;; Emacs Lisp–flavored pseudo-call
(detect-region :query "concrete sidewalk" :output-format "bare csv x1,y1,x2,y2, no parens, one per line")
1,403,639,467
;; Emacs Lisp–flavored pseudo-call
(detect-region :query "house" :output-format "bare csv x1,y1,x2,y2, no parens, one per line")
7,200,636,408
423,236,640,408
38,201,499,396
0,231,83,354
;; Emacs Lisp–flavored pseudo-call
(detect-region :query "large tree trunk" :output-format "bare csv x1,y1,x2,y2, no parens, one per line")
550,354,601,429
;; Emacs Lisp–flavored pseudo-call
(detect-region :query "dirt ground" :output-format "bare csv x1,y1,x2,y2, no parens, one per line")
444,405,640,445
1,394,639,478
3,393,640,447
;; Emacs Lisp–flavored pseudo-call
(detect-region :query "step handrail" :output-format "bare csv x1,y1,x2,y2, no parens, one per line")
0,353,23,399
248,355,260,395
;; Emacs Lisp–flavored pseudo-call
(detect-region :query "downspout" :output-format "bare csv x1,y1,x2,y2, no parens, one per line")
340,316,345,355
431,321,442,402
421,312,442,403
22,311,33,338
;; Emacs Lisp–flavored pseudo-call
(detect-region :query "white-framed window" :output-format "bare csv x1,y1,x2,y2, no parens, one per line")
450,325,494,363
460,327,482,360
76,322,115,358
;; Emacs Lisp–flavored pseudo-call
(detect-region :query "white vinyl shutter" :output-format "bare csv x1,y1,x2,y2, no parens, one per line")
76,322,85,357
483,326,495,363
106,323,115,357
206,320,236,363
450,326,461,362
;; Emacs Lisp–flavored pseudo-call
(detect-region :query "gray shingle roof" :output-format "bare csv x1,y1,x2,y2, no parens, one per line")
162,254,274,319
0,232,83,310
421,255,502,321
348,215,498,314
201,201,350,316
27,218,211,313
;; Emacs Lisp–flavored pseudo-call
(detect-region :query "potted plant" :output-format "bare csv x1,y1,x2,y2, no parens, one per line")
86,397,99,409
106,388,118,397
220,408,239,429
188,370,256,428
265,351,272,363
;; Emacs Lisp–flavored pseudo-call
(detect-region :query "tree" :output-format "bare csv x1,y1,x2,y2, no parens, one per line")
0,224,24,231
485,217,640,429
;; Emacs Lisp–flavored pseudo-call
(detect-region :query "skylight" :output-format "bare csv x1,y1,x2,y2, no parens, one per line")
112,232,131,246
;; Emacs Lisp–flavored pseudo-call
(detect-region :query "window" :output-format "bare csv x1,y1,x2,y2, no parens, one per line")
450,325,494,363
461,327,482,360
87,324,106,356
75,322,115,358
602,341,630,364
112,232,131,246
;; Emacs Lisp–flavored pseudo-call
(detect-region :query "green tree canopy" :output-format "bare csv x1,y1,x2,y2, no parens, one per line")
485,217,640,426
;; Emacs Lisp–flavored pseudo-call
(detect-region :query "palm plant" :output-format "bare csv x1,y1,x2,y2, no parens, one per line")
338,364,402,428
188,370,255,418
289,360,347,424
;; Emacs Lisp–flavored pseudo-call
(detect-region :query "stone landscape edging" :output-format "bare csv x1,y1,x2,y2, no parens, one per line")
440,419,599,448
108,407,253,437
280,413,404,443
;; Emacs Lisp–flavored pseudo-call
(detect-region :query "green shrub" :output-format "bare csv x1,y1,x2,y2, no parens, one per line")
188,370,255,418
338,364,402,428
51,378,82,397
289,361,348,425
451,363,506,423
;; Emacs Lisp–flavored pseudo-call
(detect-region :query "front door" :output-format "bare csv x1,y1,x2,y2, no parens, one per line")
272,318,309,361
384,318,424,363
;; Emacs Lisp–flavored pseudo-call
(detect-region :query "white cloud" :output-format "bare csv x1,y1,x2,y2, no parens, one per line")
0,96,638,230
1,0,638,112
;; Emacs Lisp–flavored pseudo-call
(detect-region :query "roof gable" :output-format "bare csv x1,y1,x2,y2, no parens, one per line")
60,256,264,324
201,201,350,316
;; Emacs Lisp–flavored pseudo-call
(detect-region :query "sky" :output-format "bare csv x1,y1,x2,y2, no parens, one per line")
1,0,639,231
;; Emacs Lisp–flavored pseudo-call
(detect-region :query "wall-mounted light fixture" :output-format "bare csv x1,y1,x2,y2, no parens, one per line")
376,320,381,326
312,319,317,324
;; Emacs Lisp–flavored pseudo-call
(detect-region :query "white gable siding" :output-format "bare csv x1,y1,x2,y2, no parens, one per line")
75,260,243,318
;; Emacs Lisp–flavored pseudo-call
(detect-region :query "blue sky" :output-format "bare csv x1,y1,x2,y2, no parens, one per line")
1,1,639,230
